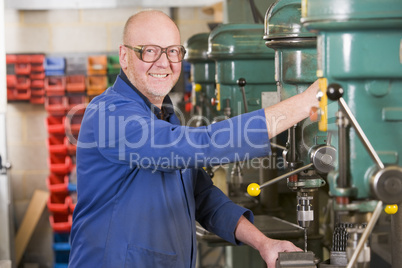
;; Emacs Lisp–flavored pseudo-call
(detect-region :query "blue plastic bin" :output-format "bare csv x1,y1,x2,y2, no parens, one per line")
45,57,65,76
53,234,70,265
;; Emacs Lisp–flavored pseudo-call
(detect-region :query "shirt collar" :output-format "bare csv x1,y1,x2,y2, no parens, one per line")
119,69,175,120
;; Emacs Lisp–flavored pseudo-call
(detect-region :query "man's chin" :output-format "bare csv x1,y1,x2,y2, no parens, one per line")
147,89,170,100
147,85,174,98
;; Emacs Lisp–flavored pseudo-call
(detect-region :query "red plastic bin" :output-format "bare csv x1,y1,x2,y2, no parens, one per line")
31,87,45,96
65,114,83,135
48,155,72,175
31,57,45,72
31,65,45,72
31,54,45,72
47,135,68,155
6,54,17,64
45,76,66,96
65,135,78,155
47,192,69,214
16,76,30,90
45,96,66,115
30,72,46,80
66,95,87,114
31,54,44,63
49,213,72,233
45,116,66,135
66,195,76,213
15,63,31,75
7,75,16,88
30,95,45,104
15,55,31,75
7,89,16,101
66,75,86,93
16,55,31,63
12,89,31,101
31,79,44,88
47,174,69,194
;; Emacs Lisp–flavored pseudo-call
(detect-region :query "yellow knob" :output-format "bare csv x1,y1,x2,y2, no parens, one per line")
385,204,398,215
194,84,202,92
247,183,261,197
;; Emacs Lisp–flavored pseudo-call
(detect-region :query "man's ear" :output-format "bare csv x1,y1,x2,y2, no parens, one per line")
119,45,128,70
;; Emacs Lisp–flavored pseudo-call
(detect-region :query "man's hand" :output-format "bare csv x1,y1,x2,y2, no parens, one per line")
234,215,302,268
264,79,320,138
257,237,302,267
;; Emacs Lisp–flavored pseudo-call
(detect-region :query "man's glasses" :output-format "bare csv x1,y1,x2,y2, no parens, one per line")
124,44,186,63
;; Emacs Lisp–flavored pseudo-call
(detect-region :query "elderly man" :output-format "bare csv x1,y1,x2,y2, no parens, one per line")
69,10,319,268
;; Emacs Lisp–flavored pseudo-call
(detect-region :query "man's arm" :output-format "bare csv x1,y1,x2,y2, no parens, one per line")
265,80,319,138
234,215,302,268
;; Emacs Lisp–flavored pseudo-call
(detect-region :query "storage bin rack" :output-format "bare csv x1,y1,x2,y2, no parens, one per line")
30,54,46,104
65,77,87,129
87,55,108,97
6,54,46,103
7,55,32,101
7,53,121,103
43,57,73,267
6,52,121,268
6,55,16,101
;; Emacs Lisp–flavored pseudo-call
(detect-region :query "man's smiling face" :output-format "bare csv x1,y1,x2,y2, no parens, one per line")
120,12,182,103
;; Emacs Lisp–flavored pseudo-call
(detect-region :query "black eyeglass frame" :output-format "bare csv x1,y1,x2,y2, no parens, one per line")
124,44,186,63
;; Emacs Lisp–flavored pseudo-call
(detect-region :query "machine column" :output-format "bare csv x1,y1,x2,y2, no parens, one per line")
391,204,402,268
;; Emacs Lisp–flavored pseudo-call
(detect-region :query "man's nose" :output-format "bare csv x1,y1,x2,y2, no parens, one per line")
154,51,170,67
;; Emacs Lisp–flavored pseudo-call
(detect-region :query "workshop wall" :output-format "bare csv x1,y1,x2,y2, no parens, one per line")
4,7,213,53
4,6,214,267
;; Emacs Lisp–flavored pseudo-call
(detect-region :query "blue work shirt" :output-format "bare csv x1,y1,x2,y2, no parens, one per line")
69,72,271,268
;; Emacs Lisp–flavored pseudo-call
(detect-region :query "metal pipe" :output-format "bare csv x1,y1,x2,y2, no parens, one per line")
290,125,296,162
237,78,248,113
239,85,248,113
338,98,385,170
259,154,279,211
270,142,286,151
337,109,349,188
346,200,383,268
259,163,313,190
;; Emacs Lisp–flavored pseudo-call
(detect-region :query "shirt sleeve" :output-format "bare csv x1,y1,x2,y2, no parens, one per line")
193,168,254,245
84,96,271,172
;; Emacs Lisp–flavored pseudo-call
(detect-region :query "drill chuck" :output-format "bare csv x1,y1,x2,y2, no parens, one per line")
297,195,314,228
